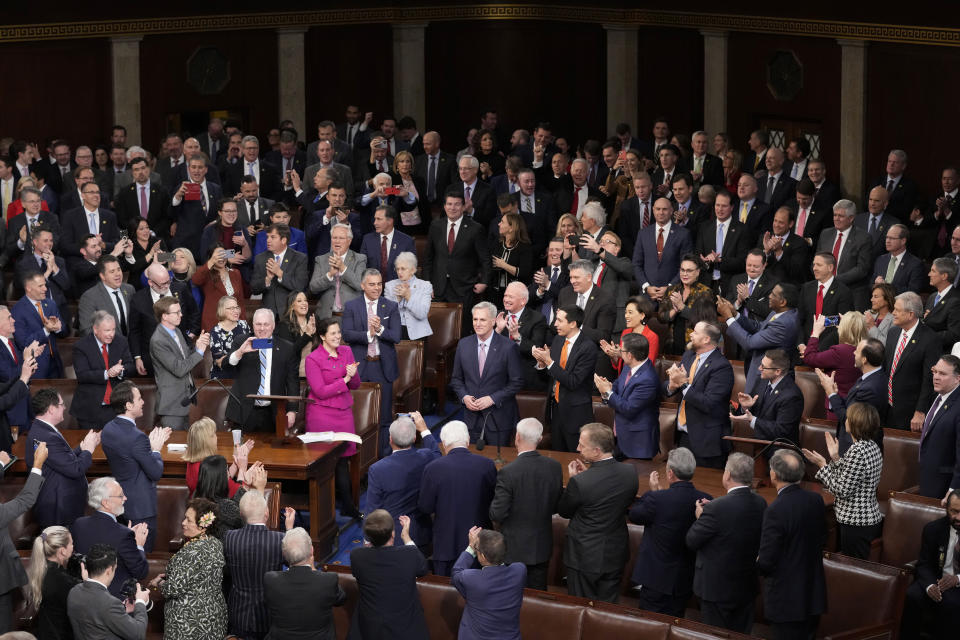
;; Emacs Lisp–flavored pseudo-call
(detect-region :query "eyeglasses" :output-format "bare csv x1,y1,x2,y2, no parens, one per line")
223,306,240,312
165,310,183,316
108,493,126,500
678,267,699,274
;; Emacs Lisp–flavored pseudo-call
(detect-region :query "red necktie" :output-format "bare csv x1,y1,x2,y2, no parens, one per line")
596,263,606,286
447,222,456,253
832,231,843,271
380,235,389,272
815,283,824,317
6,339,16,364
570,188,579,214
102,344,112,403
641,202,650,227
888,330,910,404
656,227,665,258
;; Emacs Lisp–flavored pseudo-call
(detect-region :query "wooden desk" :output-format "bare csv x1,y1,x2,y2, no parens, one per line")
11,431,346,558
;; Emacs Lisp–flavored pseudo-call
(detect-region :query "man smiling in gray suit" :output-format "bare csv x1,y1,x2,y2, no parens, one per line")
310,223,366,320
149,296,210,430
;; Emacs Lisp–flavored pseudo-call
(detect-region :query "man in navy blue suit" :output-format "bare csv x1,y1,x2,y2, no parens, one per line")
169,155,221,260
452,527,526,640
757,449,827,640
817,337,887,454
359,204,415,282
303,181,362,260
101,381,171,552
70,476,149,598
69,311,135,430
662,321,734,468
450,301,524,446
0,306,36,447
419,421,497,577
12,272,68,379
730,349,804,448
595,332,660,459
342,268,401,457
365,412,441,548
632,197,693,303
25,388,100,528
629,447,712,616
870,223,926,295
918,355,960,501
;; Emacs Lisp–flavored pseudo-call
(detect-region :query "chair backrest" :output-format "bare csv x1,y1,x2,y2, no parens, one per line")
58,337,79,377
799,419,834,480
658,403,678,460
819,552,910,638
393,339,424,407
877,428,920,497
187,378,233,427
592,398,613,429
423,303,462,376
878,492,944,568
794,367,827,419
351,382,382,478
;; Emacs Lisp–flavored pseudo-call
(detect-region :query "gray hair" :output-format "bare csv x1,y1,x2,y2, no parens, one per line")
570,158,589,171
581,201,607,227
933,256,959,283
725,452,755,485
667,447,696,480
241,135,259,147
330,222,353,239
692,130,707,139
88,477,118,510
91,309,115,329
471,301,497,320
282,527,314,566
515,418,543,445
770,449,804,484
373,172,392,185
394,251,417,271
504,281,529,302
389,417,416,448
459,155,480,169
699,322,722,346
889,149,908,164
568,259,596,277
361,268,382,282
895,291,923,318
238,490,268,523
440,421,470,448
832,199,856,218
126,145,146,161
252,308,276,327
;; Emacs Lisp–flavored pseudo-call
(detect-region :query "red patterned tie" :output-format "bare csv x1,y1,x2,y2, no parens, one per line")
888,330,910,404
380,235,389,272
447,223,456,253
102,344,112,403
815,284,824,317
832,232,843,272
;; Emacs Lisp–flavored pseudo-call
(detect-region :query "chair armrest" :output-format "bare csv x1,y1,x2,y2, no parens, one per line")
823,621,895,640
868,537,882,563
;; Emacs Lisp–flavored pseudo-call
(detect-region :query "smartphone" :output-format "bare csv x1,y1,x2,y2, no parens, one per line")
222,249,236,259
233,230,243,237
1,455,17,472
823,315,841,328
33,439,41,451
618,150,627,163
374,140,388,150
157,252,176,262
119,230,128,240
397,413,410,418
566,234,578,246
384,186,401,196
251,338,273,350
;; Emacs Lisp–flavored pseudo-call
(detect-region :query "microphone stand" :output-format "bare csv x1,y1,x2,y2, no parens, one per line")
181,377,243,408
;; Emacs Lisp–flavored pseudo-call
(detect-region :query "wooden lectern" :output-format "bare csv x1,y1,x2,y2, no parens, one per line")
247,395,312,446
722,435,774,487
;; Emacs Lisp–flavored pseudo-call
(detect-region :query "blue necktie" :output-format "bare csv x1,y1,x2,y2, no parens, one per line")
258,349,268,397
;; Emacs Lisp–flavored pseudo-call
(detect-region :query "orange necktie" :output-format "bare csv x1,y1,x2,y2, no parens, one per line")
35,302,46,323
554,339,569,402
677,355,700,426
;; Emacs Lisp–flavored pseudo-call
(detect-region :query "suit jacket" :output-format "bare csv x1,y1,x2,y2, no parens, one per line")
59,206,119,256
923,286,960,350
812,180,842,215
226,159,282,200
77,282,135,337
756,484,827,623
305,208,363,259
264,566,346,640
224,524,285,635
0,472,43,594
546,332,599,434
461,180,498,229
66,580,149,640
528,260,570,325
101,415,163,520
829,370,889,453
423,215,492,299
225,337,300,425
450,332,524,445
199,134,226,165
556,285,616,344
629,480,712,594
265,149,307,181
724,309,800,393
237,196,276,229
12,296,66,379
854,212,900,263
251,248,309,319
69,334,135,427
757,173,797,212
510,189,557,258
632,223,693,289
554,181,603,217
871,252,926,295
414,151,458,203
126,281,200,375
349,545,429,640
366,435,441,546
914,516,954,589
557,458,639,572
726,272,776,322
691,153,724,188
342,296,401,382
748,375,804,445
303,161,355,200
817,226,873,293
734,199,773,241
918,387,960,498
869,174,919,222
170,181,221,259
451,551,526,640
695,217,752,294
15,252,71,311
489,173,519,196
71,511,149,597
418,448,497,562
26,418,92,527
798,279,854,347
662,349,734,459
885,322,940,429
615,194,653,259
359,229,415,282
0,366,28,453
149,325,202,418
686,486,767,605
497,306,547,390
762,231,812,286
607,359,660,458
791,202,833,249
309,250,366,319
5,211,61,259
489,450,562,565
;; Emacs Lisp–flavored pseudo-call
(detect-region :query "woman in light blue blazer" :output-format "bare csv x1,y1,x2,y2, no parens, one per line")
384,251,433,340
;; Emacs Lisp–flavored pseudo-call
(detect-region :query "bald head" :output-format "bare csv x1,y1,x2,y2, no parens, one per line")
652,197,674,225
423,131,441,155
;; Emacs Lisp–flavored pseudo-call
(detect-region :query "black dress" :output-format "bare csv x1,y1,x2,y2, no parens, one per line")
36,561,81,640
487,239,534,310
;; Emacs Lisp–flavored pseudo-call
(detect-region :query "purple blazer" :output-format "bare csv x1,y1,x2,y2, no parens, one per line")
304,344,361,455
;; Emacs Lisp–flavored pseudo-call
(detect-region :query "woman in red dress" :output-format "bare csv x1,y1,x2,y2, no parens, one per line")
600,296,660,373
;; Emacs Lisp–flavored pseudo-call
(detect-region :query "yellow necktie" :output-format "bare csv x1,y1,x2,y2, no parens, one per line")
677,355,700,426
739,202,749,224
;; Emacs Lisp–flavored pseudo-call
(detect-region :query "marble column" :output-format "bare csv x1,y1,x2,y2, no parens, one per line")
700,30,729,135
277,27,308,136
393,24,427,128
838,39,867,202
603,25,638,134
111,36,143,145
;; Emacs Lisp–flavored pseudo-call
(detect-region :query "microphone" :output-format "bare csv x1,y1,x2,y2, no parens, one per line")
475,411,491,450
181,378,243,407
753,437,810,465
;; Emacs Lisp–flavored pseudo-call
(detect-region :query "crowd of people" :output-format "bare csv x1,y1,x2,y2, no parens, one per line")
0,108,956,639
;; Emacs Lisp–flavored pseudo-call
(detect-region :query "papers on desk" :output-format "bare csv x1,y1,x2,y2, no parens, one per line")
166,444,188,452
297,432,362,445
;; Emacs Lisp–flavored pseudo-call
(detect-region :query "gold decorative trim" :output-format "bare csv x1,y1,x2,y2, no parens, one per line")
1,5,959,48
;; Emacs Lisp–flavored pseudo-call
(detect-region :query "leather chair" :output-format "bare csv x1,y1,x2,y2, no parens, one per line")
794,366,827,419
414,236,428,274
730,359,747,401
877,428,920,498
187,378,234,427
349,382,381,505
592,398,613,429
819,552,911,639
393,339,424,414
58,336,78,379
423,302,462,408
799,419,833,481
548,514,569,589
517,391,550,448
657,403,677,461
869,492,944,569
244,299,260,325
619,523,645,598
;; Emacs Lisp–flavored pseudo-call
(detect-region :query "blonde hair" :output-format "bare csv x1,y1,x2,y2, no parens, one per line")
392,150,414,174
555,213,581,237
837,311,868,347
182,417,218,462
216,295,239,322
27,526,71,609
173,247,197,278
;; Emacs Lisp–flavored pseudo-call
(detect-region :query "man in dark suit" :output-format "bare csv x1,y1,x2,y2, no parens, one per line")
4,186,61,264
855,186,900,265
15,227,71,313
761,207,812,287
757,449,827,640
869,149,919,223
25,388,100,527
170,155,221,260
528,238,569,327
366,412,441,548
0,325,34,454
533,306,599,452
342,269,401,456
458,155,498,229
743,130,768,177
917,356,960,500
558,423,639,602
303,181,363,260
419,421,497,576
615,172,654,260
791,178,833,250
355,175,417,240
225,309,299,433
450,301,524,446
870,223,926,295
12,273,68,379
113,157,172,239
633,197,693,303
900,491,960,640
554,159,602,218
359,204,415,282
66,544,150,639
415,131,458,206
757,147,798,213
349,510,430,639
686,452,767,634
818,200,872,309
734,175,773,242
670,174,711,241
728,250,777,325
489,418,562,590
77,254,136,337
556,260,616,345
885,291,941,431
498,282,548,391
807,159,842,218
423,189,492,336
265,129,307,182
251,224,308,320
798,253,855,348
911,167,960,260
596,333,660,459
71,477,149,597
731,349,805,447
512,169,556,260
452,528,527,640
224,491,287,640
817,337,888,453
69,311,135,430
696,189,751,295
68,234,106,298
651,144,682,201
177,138,222,188
198,117,226,165
306,120,353,168
629,447,712,615
225,135,282,199
264,527,346,640
491,156,522,196
689,131,724,188
127,262,201,376
925,257,960,350
60,181,120,257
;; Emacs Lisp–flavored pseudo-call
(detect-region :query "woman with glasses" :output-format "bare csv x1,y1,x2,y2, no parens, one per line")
658,255,715,355
209,296,249,379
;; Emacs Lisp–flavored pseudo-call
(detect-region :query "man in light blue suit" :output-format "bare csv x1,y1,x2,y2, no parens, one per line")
595,333,661,459
632,197,693,302
718,282,800,394
450,301,525,447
